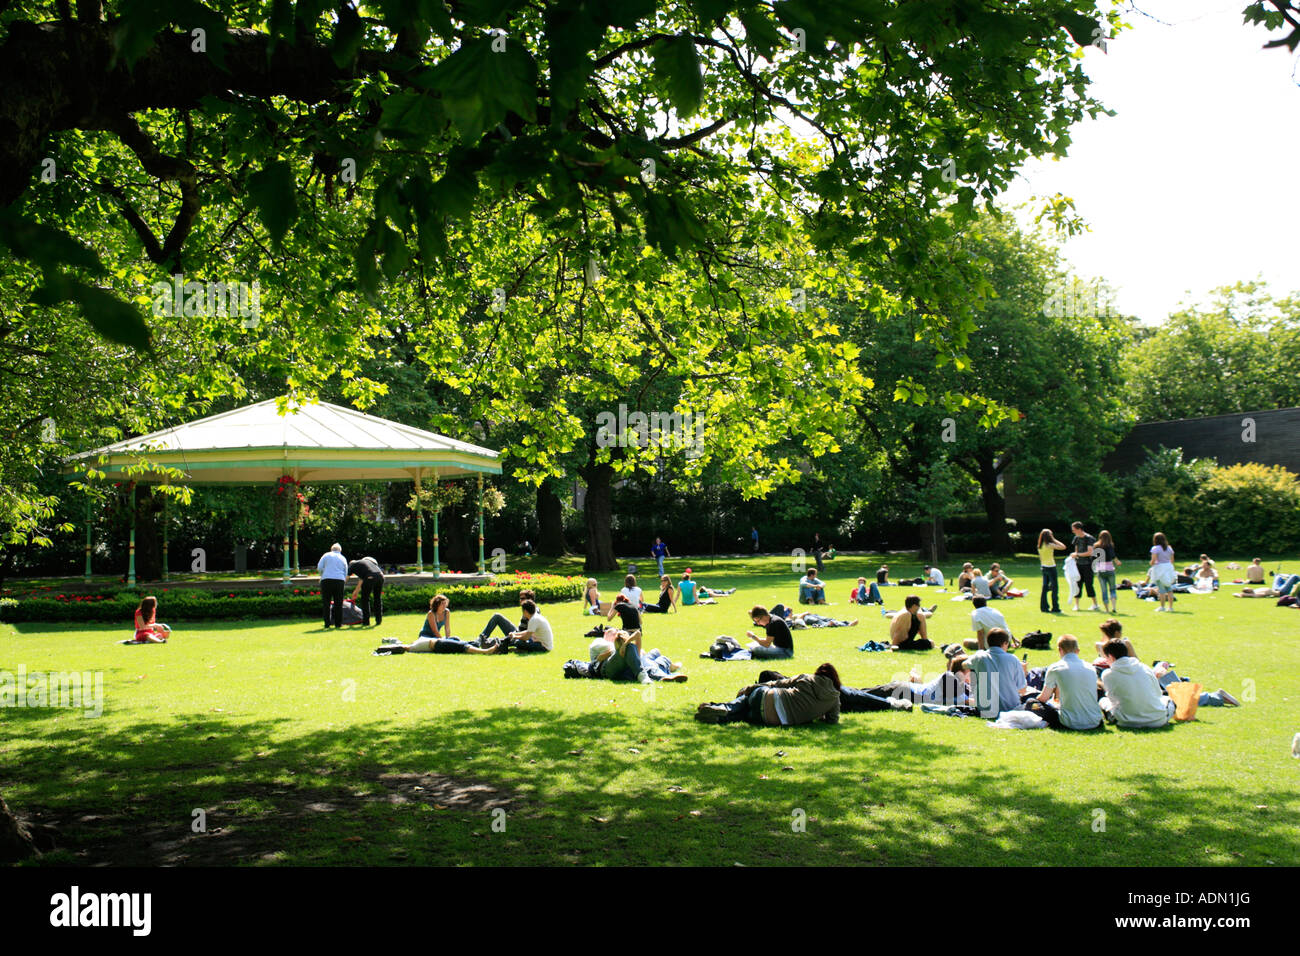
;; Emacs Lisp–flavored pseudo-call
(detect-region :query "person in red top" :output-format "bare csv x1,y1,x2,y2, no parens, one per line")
132,595,171,644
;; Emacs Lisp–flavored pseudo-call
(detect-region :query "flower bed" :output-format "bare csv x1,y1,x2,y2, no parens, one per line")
0,573,584,624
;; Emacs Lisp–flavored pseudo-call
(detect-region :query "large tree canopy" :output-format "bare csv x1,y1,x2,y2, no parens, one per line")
0,0,1119,559
1,0,1114,346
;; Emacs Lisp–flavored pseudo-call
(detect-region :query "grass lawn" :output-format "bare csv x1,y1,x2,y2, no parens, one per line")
3,554,1297,866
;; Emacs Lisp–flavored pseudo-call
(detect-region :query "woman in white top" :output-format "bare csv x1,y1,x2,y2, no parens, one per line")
1148,532,1177,613
619,573,644,609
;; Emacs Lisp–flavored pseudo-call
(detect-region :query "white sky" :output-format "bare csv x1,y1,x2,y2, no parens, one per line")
1003,0,1300,324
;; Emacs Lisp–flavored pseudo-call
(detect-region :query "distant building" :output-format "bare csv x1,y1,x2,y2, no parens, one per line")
1005,407,1300,525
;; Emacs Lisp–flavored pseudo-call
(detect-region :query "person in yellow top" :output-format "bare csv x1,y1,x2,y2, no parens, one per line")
1037,528,1067,614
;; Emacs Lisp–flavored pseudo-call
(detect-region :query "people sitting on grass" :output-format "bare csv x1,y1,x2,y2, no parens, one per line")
969,628,1030,717
853,576,883,605
1192,558,1219,591
695,663,841,725
1092,618,1136,670
642,574,679,614
678,571,715,606
1029,635,1104,730
606,593,643,631
1235,572,1300,598
619,573,644,610
798,568,828,604
987,563,1013,597
965,595,1015,651
956,563,975,592
1246,558,1266,584
924,565,944,587
131,595,171,644
478,589,537,643
745,604,795,659
584,578,612,616
374,595,503,655
887,595,934,651
589,629,687,682
969,568,993,600
501,600,552,654
877,565,892,586
1098,640,1174,728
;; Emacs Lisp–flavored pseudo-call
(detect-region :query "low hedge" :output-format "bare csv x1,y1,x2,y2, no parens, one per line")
0,573,584,625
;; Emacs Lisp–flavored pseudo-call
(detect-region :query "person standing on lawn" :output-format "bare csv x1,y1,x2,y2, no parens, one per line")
751,526,760,553
651,536,671,576
1070,521,1101,612
317,543,348,629
347,554,385,626
1037,528,1067,614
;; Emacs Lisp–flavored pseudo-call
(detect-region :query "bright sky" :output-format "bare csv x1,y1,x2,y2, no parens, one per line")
1003,0,1300,324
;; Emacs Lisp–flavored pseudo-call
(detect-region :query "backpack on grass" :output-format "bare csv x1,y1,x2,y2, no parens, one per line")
1020,630,1052,650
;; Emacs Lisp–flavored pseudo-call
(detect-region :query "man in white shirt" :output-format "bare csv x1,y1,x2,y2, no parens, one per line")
316,542,349,629
502,600,552,654
1036,635,1104,730
967,596,1013,651
924,565,944,587
1099,640,1174,728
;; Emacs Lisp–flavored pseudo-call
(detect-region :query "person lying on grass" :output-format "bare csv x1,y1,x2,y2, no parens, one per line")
641,574,679,614
132,595,171,644
1088,621,1240,709
838,655,972,709
695,663,841,725
772,604,859,628
887,596,934,651
374,596,502,655
588,629,686,682
745,605,795,659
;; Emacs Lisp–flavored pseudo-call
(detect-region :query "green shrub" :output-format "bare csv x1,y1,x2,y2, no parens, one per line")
0,573,584,625
1196,463,1300,551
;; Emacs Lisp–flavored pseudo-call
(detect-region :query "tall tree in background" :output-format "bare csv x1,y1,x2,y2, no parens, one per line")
1122,282,1300,422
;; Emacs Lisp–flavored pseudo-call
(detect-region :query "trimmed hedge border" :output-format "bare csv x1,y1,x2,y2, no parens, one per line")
0,574,585,624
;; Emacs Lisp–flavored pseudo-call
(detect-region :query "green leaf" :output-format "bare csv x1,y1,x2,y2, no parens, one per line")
1054,11,1101,48
652,35,704,118
33,274,151,351
332,3,366,68
247,160,299,245
0,212,105,275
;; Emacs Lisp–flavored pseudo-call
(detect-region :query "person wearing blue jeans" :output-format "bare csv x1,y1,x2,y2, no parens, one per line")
854,577,883,605
746,605,794,659
1273,573,1300,594
651,536,670,576
798,569,827,604
1155,664,1241,707
1037,528,1066,613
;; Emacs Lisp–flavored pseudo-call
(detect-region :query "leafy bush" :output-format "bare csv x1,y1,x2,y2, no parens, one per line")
0,573,584,624
1197,463,1300,551
1122,447,1300,552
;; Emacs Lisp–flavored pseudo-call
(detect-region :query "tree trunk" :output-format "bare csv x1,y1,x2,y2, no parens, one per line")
977,454,1012,553
136,486,162,582
917,515,948,563
0,791,37,863
536,483,567,556
581,463,619,572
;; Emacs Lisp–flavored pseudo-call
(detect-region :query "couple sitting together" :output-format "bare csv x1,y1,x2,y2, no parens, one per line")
374,593,552,656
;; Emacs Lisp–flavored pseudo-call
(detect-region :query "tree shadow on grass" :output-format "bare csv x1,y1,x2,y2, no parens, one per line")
5,700,1297,867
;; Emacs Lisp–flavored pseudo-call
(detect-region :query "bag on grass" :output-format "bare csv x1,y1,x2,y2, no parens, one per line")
1020,630,1052,650
1166,681,1201,722
340,599,364,625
